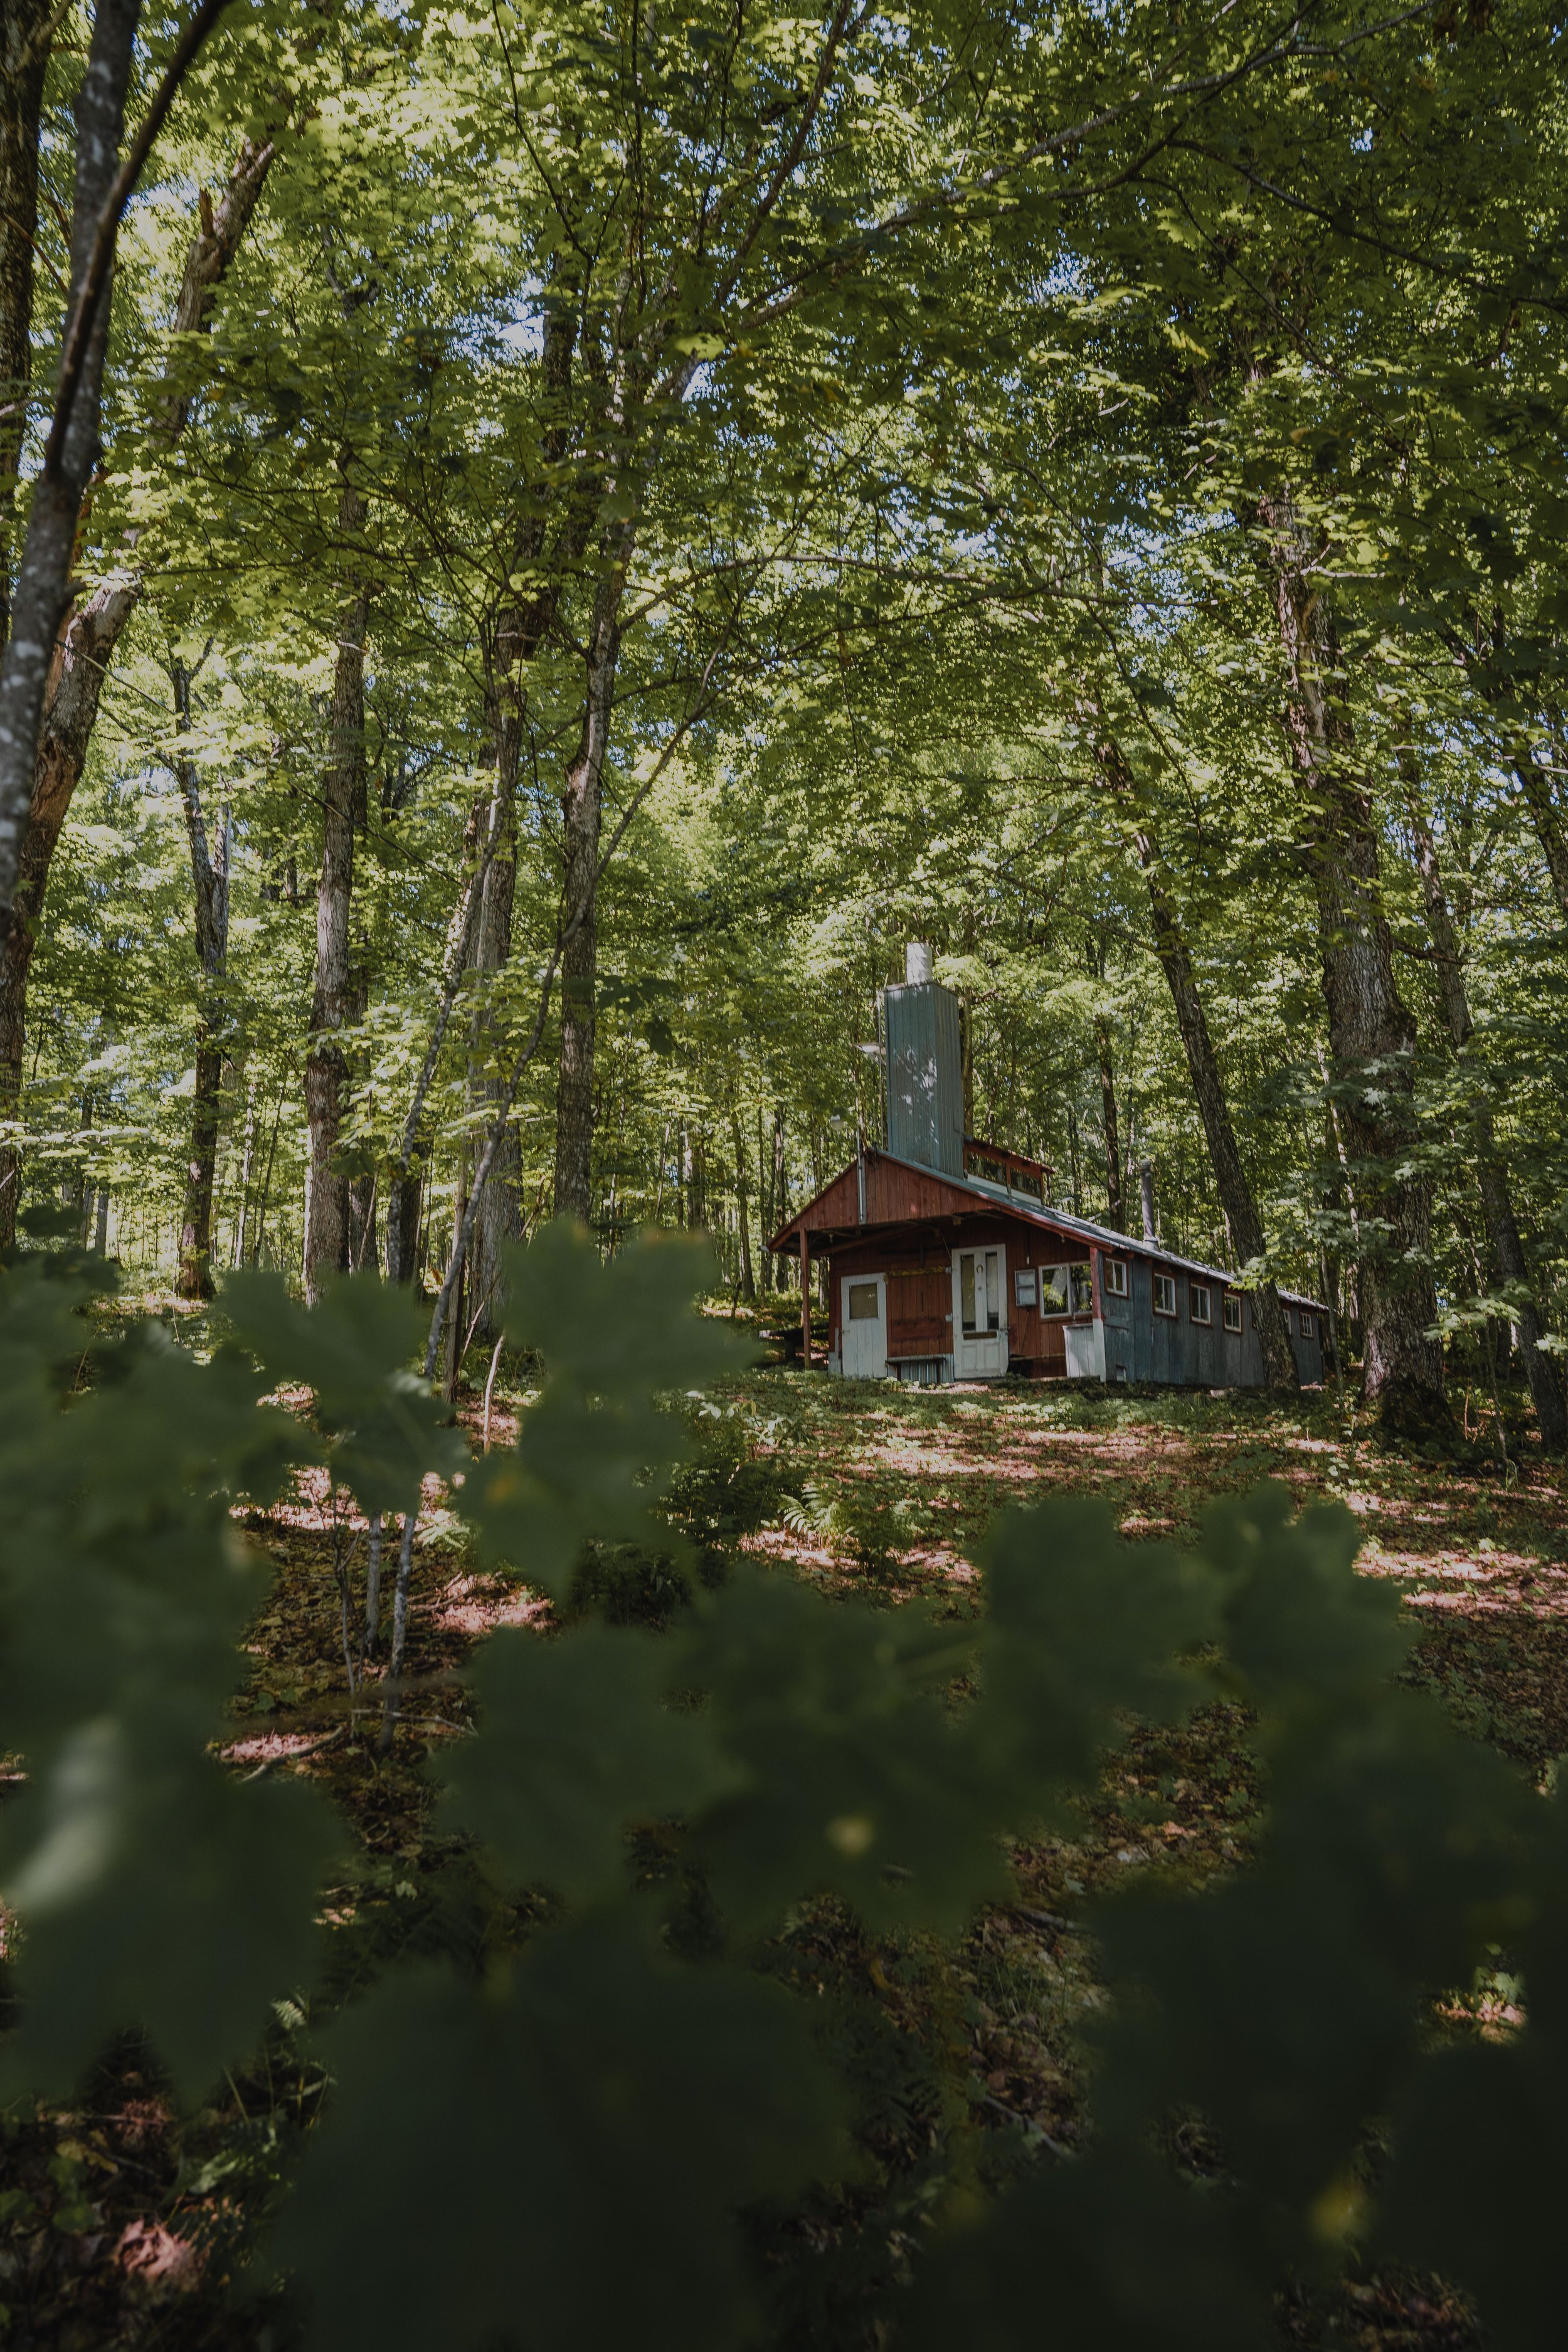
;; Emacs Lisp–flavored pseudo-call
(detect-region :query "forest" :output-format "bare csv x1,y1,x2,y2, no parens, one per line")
1,0,1567,2341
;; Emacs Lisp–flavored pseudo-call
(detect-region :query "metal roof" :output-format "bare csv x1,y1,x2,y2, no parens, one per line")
778,1147,1326,1313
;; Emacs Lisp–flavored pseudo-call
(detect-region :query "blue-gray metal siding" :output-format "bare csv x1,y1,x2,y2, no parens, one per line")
1101,1270,1135,1383
883,982,963,1176
1290,1313,1324,1385
1124,1261,1278,1390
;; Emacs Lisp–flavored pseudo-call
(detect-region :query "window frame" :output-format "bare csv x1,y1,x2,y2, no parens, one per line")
1189,1283,1212,1327
846,1281,881,1323
1040,1261,1094,1318
1103,1257,1130,1298
1222,1293,1242,1334
1014,1266,1038,1309
1152,1271,1178,1318
1298,1310,1316,1340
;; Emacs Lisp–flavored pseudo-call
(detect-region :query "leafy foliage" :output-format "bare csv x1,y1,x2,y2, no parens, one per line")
277,1910,847,2352
0,1251,338,2102
462,1224,744,1597
0,1224,1563,2350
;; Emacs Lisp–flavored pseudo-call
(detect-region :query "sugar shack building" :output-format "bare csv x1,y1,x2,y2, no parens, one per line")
768,947,1326,1389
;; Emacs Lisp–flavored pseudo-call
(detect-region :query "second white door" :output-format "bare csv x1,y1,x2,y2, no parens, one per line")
952,1246,1007,1377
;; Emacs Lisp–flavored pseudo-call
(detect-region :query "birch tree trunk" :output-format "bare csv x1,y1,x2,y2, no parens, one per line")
1092,731,1299,1392
0,0,51,660
0,0,140,917
1397,745,1565,1449
1261,496,1445,1429
0,577,137,1239
303,500,367,1302
0,134,275,1242
171,654,230,1298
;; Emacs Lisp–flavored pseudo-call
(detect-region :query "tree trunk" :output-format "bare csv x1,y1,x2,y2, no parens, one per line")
0,0,51,659
0,135,275,1242
389,294,579,1286
154,135,276,438
1093,730,1298,1392
444,1145,467,1404
770,1107,787,1281
303,481,367,1303
0,576,139,1241
1397,744,1565,1448
465,670,522,1337
231,1064,257,1267
552,563,623,1222
0,0,140,921
1086,940,1125,1229
382,794,493,1286
1507,739,1568,931
1261,497,1445,1431
467,822,519,1333
731,1106,756,1301
171,655,230,1298
389,1171,422,1284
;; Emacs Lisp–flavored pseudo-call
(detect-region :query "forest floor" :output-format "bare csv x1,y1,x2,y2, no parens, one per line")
4,1337,1563,2349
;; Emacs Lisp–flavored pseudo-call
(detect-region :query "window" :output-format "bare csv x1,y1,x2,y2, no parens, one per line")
1299,1311,1316,1340
1011,1167,1045,1203
1041,1262,1094,1316
1153,1273,1177,1317
1103,1258,1129,1298
958,1249,1002,1336
1014,1268,1038,1308
847,1283,881,1321
1222,1293,1242,1334
1190,1284,1212,1326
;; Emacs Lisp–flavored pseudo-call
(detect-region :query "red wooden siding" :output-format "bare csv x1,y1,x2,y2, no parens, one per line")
773,1153,995,1244
826,1217,1115,1373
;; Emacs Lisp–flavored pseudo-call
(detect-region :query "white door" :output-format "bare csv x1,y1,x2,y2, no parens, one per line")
952,1246,1007,1377
840,1274,888,1377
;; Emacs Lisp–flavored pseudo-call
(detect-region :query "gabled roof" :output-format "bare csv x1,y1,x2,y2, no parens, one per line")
768,1147,1325,1313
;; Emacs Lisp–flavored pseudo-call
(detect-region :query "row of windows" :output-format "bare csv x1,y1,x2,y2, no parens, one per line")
848,1259,1318,1339
1010,1257,1316,1339
1147,1272,1315,1339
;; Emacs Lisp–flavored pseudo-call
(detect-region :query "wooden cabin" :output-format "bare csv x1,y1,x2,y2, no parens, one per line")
768,949,1325,1391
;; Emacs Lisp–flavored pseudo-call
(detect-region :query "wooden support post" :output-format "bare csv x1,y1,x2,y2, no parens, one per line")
800,1232,811,1368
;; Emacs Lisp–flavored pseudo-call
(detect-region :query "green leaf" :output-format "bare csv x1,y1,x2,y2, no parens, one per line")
0,1752,338,2103
438,1621,741,1901
462,1226,744,1596
680,1567,1000,1934
1205,1488,1414,1708
975,1496,1223,1799
279,1910,846,2352
909,2151,1274,2352
220,1269,464,1516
